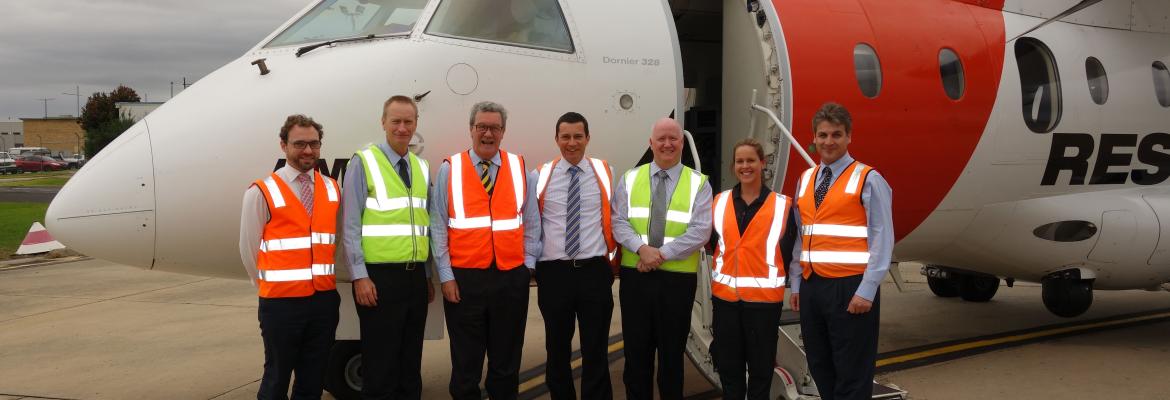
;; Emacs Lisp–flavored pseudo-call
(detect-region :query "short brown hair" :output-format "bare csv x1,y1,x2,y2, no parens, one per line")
731,138,766,165
811,102,852,134
279,114,323,142
382,95,418,119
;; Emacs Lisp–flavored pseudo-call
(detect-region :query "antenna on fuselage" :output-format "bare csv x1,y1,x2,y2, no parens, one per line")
1007,0,1102,42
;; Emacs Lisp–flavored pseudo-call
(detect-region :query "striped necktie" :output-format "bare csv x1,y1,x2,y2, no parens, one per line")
296,173,313,216
479,160,494,195
564,165,582,259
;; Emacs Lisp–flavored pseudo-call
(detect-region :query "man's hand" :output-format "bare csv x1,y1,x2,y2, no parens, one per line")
636,260,658,273
427,281,435,304
442,280,461,303
637,245,665,269
846,295,872,314
353,278,377,307
790,292,800,312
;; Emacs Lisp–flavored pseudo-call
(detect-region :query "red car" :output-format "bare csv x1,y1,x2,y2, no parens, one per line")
15,155,67,172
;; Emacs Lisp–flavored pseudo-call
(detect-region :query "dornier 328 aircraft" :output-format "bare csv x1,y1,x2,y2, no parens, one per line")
45,0,1170,398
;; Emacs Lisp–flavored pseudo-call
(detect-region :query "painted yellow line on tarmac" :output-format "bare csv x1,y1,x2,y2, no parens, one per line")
876,311,1170,368
517,340,625,393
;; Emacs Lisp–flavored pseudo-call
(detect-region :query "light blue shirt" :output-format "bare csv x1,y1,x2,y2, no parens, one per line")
340,142,432,280
789,152,894,301
429,150,543,283
611,161,713,262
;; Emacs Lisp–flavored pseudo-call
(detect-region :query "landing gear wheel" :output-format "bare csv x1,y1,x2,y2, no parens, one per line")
325,340,362,400
927,276,960,297
959,275,999,302
1042,279,1093,317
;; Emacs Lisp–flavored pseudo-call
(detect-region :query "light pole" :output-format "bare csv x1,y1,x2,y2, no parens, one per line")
36,98,54,118
62,86,81,117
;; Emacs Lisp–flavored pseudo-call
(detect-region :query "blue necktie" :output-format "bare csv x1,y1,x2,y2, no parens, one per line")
565,165,582,259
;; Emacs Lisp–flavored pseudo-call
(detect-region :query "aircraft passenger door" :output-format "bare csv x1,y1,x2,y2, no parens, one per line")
1144,194,1170,265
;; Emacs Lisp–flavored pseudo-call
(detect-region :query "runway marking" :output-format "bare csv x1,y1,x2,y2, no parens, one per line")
875,308,1170,372
0,256,90,272
516,340,624,394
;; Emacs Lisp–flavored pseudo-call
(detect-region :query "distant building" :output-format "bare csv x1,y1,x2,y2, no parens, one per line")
116,102,163,122
0,119,23,152
20,116,83,155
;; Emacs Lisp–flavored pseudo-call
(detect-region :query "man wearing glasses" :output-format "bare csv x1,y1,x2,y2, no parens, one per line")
341,95,435,399
430,101,542,400
239,114,341,400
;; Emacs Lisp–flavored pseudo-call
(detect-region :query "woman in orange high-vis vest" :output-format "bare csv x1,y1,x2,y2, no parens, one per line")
239,115,340,400
709,139,801,400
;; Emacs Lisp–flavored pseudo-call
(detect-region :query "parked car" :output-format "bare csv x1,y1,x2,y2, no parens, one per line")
62,154,86,169
15,155,67,172
0,152,16,174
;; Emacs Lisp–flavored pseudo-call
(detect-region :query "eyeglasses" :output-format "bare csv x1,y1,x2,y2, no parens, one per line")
289,140,322,150
473,124,504,134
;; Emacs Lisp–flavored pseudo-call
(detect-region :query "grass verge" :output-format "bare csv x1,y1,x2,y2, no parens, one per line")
0,202,50,257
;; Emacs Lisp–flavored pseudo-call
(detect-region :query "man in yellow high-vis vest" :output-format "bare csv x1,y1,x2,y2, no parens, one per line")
611,117,712,400
341,95,434,400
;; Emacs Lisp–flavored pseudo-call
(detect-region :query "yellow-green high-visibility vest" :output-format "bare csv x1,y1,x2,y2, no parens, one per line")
619,163,707,273
358,145,430,263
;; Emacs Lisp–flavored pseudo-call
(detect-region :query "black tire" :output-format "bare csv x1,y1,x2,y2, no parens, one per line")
927,276,960,297
1042,279,1093,317
325,340,362,400
959,275,999,302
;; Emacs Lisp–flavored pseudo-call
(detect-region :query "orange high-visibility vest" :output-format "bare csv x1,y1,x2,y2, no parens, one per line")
535,157,617,265
796,161,874,279
445,150,527,269
254,170,340,298
711,190,791,303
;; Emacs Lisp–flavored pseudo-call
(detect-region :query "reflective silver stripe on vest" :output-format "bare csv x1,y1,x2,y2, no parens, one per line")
627,207,692,224
365,197,427,212
263,176,286,208
801,224,868,238
639,235,675,245
258,268,312,282
312,263,335,276
506,152,524,215
362,225,429,237
536,161,553,196
259,233,335,252
800,251,870,264
448,152,525,231
711,192,730,274
845,163,866,194
448,216,491,229
360,148,390,204
449,154,469,222
589,158,612,197
711,273,786,289
764,195,787,279
323,177,338,202
797,168,814,199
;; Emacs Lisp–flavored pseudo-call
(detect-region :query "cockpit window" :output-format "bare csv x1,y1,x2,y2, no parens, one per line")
265,0,429,48
425,0,573,53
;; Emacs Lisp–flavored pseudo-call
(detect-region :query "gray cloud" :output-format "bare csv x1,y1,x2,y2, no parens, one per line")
0,0,308,120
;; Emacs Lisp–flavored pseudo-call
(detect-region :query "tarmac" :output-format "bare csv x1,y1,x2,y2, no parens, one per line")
2,259,1170,399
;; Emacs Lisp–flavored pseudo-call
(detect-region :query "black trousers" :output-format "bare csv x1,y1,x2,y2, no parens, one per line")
618,268,697,400
536,257,615,400
354,263,429,400
798,274,879,400
257,290,340,400
711,298,782,400
445,265,531,400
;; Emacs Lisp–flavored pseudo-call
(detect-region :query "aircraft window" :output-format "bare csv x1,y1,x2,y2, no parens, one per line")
939,48,965,100
1015,38,1062,133
1155,61,1170,108
265,0,429,48
1085,57,1108,105
425,0,573,53
853,43,882,98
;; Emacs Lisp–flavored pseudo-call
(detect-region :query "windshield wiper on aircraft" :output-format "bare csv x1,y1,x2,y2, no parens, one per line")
296,34,379,57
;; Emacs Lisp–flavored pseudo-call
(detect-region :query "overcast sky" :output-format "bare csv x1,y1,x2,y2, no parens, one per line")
0,0,310,121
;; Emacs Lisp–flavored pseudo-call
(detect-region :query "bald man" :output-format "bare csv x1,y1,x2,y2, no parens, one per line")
611,118,712,399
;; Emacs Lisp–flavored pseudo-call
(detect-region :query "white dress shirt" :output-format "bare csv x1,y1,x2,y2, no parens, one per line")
538,157,613,261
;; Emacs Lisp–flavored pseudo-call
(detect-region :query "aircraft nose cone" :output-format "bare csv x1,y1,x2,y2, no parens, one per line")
45,121,156,268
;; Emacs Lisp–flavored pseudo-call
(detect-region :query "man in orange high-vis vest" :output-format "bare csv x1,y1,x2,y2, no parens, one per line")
533,112,617,400
429,101,542,400
239,115,341,400
790,103,894,400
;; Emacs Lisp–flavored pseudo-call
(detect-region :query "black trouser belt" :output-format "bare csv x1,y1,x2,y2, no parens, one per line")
543,256,607,268
370,261,425,271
